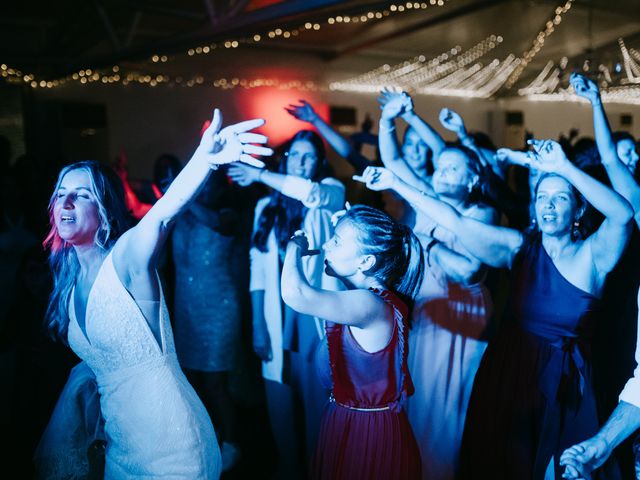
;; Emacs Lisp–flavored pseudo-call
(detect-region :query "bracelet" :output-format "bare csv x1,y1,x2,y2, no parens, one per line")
379,122,396,132
425,238,438,267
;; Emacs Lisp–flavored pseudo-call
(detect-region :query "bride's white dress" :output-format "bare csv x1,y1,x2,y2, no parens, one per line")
67,251,221,479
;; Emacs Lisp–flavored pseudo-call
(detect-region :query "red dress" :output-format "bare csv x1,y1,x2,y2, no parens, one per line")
312,288,422,479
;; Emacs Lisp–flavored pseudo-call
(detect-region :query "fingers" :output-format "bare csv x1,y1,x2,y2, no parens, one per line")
352,174,365,183
237,132,268,144
208,108,222,134
223,118,265,134
240,155,265,168
243,144,273,156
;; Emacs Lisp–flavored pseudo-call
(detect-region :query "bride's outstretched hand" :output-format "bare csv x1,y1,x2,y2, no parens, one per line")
199,109,273,168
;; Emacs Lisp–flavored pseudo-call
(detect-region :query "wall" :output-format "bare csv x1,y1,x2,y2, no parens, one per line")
33,81,640,180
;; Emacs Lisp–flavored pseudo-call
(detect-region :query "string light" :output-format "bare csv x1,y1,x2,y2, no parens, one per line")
619,38,640,84
504,0,573,89
519,38,640,105
329,35,510,98
178,0,452,59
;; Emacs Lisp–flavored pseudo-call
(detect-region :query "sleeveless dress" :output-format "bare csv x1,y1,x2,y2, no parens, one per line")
67,251,221,479
459,236,618,480
408,215,493,480
312,289,421,480
172,210,241,372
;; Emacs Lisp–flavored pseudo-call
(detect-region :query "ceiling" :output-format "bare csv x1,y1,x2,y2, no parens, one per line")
2,0,640,92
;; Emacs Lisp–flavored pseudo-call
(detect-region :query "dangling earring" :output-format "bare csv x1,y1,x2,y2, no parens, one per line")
572,218,581,240
467,183,473,193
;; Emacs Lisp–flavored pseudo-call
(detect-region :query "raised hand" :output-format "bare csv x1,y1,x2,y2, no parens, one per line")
527,139,571,174
439,108,466,135
198,109,273,168
353,166,397,191
559,436,610,480
377,88,413,120
285,99,319,123
227,162,262,186
570,73,601,105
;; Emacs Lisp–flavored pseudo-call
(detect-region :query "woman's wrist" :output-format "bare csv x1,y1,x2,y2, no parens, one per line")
401,110,417,122
379,118,396,130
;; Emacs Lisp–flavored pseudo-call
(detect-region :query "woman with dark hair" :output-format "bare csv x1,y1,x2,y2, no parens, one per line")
227,129,345,478
36,109,271,479
281,204,424,479
358,139,633,479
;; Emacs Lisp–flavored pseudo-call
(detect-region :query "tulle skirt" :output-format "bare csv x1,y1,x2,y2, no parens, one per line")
311,402,421,480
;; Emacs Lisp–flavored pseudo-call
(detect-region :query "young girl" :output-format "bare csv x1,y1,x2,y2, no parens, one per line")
281,205,424,479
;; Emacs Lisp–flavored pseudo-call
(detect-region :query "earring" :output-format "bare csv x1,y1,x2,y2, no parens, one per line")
573,220,580,227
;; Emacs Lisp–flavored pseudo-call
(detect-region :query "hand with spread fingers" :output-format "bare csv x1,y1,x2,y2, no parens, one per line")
198,109,273,169
285,99,320,124
570,72,601,105
353,166,398,192
378,88,413,120
527,139,572,175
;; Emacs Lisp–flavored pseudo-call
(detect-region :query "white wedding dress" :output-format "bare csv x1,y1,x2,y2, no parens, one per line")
66,251,221,479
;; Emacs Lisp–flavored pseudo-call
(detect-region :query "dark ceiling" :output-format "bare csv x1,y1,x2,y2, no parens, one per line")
1,0,640,88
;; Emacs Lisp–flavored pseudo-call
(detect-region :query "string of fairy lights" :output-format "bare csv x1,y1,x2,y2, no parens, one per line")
328,34,513,97
518,38,640,105
504,0,573,89
3,0,640,105
0,0,452,91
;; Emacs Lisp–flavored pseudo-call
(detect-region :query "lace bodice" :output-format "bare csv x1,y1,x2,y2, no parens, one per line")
68,252,175,380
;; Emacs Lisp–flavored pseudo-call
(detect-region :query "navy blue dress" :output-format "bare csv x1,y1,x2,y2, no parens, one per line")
459,236,619,480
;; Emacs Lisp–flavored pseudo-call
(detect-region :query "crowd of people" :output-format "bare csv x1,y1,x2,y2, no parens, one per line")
1,72,640,480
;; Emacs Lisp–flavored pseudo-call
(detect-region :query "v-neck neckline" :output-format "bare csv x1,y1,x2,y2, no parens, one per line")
71,253,110,346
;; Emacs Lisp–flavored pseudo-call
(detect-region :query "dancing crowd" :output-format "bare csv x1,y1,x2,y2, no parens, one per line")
3,72,640,480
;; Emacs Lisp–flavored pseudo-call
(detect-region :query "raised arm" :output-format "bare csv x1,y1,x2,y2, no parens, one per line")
528,139,633,275
355,166,523,269
227,162,345,211
571,73,640,226
280,232,385,327
285,100,352,158
377,90,433,192
116,109,272,271
439,108,505,178
400,96,445,162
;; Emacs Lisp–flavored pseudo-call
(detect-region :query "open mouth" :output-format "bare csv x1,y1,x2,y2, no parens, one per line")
541,214,556,222
60,215,76,223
